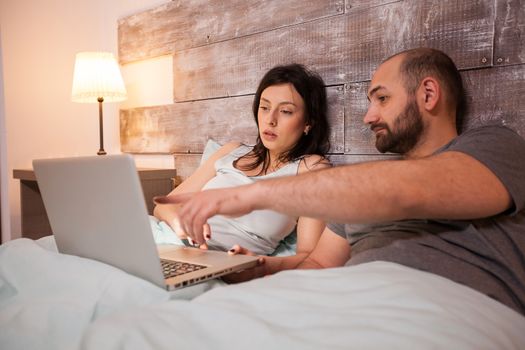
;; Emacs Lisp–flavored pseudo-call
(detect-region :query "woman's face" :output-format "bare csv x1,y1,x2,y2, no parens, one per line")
257,83,308,157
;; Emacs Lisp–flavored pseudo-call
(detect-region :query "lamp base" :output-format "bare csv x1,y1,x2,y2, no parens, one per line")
97,98,106,156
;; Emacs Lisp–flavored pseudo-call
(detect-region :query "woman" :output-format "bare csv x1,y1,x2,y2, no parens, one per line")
154,63,331,274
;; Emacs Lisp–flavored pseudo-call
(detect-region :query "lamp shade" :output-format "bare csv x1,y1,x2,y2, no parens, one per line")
71,52,127,103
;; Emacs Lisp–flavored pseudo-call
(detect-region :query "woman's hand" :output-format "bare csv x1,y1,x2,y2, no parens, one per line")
222,244,267,283
227,244,257,256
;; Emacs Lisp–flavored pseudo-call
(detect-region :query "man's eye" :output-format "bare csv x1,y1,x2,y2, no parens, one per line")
378,96,387,102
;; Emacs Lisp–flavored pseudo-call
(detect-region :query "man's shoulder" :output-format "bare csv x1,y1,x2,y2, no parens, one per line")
446,124,525,153
459,124,522,139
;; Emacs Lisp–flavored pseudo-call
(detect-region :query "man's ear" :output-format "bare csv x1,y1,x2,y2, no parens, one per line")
419,77,440,111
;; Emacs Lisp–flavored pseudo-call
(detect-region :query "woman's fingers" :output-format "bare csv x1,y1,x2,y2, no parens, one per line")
203,223,212,241
228,244,257,256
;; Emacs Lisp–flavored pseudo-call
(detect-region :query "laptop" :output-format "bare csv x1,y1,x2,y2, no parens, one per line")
33,154,258,290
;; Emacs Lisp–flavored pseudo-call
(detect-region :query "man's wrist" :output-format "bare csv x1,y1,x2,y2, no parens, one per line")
249,181,268,211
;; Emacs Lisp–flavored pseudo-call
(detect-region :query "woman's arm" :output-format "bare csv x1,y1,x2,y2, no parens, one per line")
223,154,334,282
153,142,241,230
262,216,327,273
224,226,351,283
296,226,351,269
260,154,333,271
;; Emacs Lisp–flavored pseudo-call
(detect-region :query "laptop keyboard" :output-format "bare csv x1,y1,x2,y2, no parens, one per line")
161,259,207,279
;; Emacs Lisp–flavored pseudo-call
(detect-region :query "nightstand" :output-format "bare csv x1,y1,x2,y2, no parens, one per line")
13,167,176,240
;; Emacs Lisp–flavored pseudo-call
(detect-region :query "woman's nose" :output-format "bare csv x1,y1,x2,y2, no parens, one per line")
267,110,277,126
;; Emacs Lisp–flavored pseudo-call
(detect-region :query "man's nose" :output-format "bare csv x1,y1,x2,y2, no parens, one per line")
363,105,379,125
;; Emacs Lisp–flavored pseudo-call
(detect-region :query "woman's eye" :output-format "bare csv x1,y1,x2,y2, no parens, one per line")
281,110,293,115
259,106,269,111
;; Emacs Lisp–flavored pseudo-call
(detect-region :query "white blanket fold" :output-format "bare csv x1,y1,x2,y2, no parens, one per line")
82,263,525,350
0,238,168,350
1,238,524,350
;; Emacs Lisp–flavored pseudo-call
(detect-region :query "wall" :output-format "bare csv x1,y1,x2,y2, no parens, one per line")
0,26,6,242
117,0,524,181
0,0,172,241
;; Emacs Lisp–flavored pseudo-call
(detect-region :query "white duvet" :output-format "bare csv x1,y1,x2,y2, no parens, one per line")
1,238,525,350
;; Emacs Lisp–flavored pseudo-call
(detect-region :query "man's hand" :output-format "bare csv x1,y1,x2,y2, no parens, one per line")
153,185,257,244
169,216,210,249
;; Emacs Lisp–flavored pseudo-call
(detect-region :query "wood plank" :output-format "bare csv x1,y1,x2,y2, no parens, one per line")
172,0,495,101
118,0,344,64
327,86,345,154
329,154,400,165
172,153,201,184
344,82,374,154
462,65,525,137
120,95,256,153
344,0,402,13
121,87,345,154
344,64,525,154
494,0,525,66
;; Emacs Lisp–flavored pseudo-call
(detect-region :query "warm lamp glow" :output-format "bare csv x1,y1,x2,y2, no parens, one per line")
71,51,127,155
71,52,127,103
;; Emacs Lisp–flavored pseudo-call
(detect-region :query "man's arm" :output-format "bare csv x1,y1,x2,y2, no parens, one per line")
158,151,511,243
153,142,240,230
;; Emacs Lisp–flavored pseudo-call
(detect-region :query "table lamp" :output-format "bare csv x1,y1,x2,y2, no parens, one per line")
71,52,127,155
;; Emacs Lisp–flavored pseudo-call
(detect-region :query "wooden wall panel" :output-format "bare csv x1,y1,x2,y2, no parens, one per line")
494,0,525,66
327,86,345,154
344,0,402,13
172,0,494,102
172,154,201,184
118,0,343,64
120,95,256,153
343,64,525,155
329,154,400,166
344,82,373,154
121,87,344,154
118,0,524,175
462,65,525,137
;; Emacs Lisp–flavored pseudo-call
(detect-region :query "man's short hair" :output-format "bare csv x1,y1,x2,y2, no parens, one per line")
389,48,466,128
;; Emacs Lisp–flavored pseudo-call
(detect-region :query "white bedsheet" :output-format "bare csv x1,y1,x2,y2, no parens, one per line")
1,238,525,350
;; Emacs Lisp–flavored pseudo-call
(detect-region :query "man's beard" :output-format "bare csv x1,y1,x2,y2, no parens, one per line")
373,98,424,154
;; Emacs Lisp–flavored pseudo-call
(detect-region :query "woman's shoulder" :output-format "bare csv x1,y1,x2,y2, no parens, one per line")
220,141,244,153
297,154,332,174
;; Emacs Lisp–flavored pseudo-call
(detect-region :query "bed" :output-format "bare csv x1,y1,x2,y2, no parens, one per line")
1,235,525,350
3,1,525,348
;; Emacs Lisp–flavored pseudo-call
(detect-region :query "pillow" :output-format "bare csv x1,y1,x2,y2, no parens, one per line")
200,138,222,165
271,230,297,257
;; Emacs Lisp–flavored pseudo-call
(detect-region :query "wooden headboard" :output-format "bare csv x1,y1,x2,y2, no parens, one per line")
118,0,524,182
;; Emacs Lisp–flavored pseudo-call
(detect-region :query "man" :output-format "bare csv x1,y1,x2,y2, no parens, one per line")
156,48,525,315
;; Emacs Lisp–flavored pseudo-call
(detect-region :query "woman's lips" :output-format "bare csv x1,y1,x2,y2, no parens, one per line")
262,130,277,141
